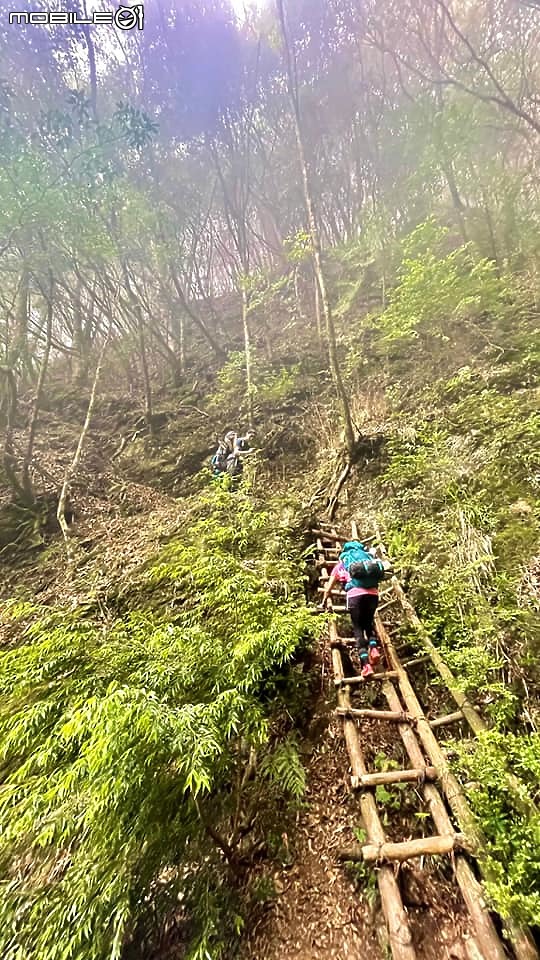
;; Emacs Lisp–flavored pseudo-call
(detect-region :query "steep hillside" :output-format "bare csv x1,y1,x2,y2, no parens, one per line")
2,222,539,958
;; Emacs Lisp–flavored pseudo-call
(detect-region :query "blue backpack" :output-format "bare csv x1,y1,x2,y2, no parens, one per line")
339,540,385,591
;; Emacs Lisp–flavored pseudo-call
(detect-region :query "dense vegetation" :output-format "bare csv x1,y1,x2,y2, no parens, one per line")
0,0,539,956
1,488,316,959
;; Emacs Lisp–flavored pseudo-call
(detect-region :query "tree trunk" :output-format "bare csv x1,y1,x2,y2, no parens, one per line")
13,268,29,369
72,278,91,386
22,281,54,501
170,266,227,361
57,332,109,555
121,262,154,435
82,20,98,122
137,306,154,436
242,286,254,426
1,365,25,501
481,188,500,273
314,272,324,352
179,313,186,376
276,0,356,455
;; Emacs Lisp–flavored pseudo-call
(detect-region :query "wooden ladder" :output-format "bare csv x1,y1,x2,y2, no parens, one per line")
313,521,538,960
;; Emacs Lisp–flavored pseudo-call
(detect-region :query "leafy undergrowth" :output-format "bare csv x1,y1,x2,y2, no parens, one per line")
0,485,319,960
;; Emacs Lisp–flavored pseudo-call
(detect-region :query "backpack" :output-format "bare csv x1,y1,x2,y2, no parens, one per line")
211,442,229,473
339,540,385,590
226,454,243,478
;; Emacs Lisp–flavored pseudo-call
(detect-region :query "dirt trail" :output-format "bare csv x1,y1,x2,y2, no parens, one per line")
239,692,384,960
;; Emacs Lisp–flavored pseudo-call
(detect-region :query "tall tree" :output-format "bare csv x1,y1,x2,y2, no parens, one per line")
276,0,356,454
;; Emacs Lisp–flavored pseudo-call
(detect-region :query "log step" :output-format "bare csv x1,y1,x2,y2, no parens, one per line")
335,670,398,686
403,655,431,669
336,707,413,723
310,528,350,542
351,766,437,789
338,834,467,864
394,640,413,652
311,529,377,545
430,711,464,728
378,598,397,612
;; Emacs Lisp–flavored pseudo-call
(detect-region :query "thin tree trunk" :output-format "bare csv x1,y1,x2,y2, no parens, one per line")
13,268,29,368
1,365,25,501
276,0,356,455
136,306,154,435
314,272,323,349
179,313,186,375
82,21,98,122
121,262,154,435
434,91,469,245
294,264,304,321
22,281,54,501
170,267,227,360
242,286,254,426
57,332,109,555
481,188,500,273
72,278,90,386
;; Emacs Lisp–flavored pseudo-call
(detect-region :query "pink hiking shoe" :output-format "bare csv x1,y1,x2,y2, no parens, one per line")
368,640,381,666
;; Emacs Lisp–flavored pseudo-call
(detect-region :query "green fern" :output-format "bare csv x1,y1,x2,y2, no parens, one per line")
259,737,307,800
0,488,317,960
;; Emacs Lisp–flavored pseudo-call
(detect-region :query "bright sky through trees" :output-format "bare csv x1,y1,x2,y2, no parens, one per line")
230,0,265,16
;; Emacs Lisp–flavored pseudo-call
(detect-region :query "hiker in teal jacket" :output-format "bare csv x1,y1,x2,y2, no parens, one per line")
322,541,386,679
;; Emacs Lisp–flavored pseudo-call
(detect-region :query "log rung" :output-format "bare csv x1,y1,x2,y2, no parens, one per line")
430,711,464,728
403,655,431,669
311,529,377,545
310,528,350,542
335,670,398,686
338,834,466,864
351,766,437,789
336,707,413,723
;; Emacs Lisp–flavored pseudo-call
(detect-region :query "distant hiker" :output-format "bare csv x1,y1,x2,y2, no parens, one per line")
211,430,236,476
322,540,386,679
226,428,256,483
233,428,256,457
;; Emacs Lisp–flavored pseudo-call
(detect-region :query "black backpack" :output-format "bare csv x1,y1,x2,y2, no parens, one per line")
211,441,230,472
348,558,385,586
